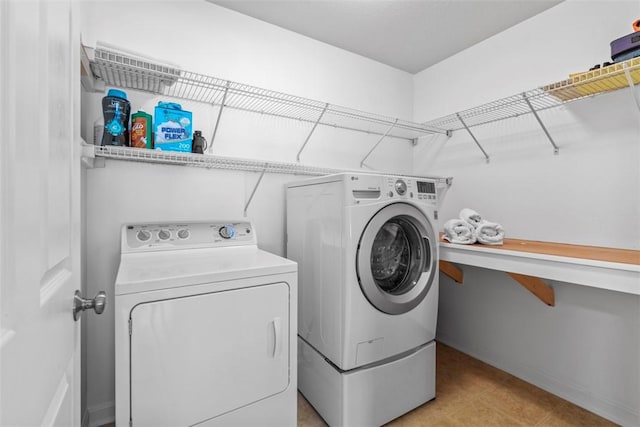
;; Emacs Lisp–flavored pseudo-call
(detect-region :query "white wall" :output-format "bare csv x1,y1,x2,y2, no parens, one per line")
413,0,640,424
79,1,416,425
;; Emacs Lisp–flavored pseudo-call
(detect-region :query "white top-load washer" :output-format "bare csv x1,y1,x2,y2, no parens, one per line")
114,221,297,427
287,173,441,370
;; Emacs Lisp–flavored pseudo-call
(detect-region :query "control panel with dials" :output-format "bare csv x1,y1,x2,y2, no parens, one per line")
384,176,437,203
122,221,255,252
348,174,438,205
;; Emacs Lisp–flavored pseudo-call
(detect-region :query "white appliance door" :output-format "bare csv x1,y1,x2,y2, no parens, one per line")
357,203,437,314
1,1,82,426
129,282,290,427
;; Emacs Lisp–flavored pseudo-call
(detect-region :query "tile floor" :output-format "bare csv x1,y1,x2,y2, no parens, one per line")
298,342,615,427
101,342,617,427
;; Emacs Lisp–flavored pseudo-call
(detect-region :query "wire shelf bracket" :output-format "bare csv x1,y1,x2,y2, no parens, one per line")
210,81,230,148
297,103,329,162
456,113,490,163
522,92,559,155
623,62,640,111
360,119,399,168
422,57,640,160
244,165,267,217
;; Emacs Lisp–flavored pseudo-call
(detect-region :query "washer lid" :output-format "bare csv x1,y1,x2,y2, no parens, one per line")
115,246,297,296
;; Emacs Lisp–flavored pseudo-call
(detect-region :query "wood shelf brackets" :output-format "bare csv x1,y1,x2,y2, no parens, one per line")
507,272,555,306
439,260,463,283
439,260,555,306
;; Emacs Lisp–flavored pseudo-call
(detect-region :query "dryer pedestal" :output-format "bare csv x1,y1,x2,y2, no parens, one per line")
298,337,435,427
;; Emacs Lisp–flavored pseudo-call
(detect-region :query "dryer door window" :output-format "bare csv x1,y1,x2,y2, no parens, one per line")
357,203,437,315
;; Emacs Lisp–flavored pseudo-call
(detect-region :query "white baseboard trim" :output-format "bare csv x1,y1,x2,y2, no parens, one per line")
86,401,115,427
436,334,639,426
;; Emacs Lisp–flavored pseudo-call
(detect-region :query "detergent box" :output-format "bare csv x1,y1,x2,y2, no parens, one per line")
153,102,192,152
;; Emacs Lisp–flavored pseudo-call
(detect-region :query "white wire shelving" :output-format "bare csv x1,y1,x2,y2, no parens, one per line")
89,144,344,176
83,143,453,215
86,144,452,184
423,57,640,161
84,43,447,159
81,42,455,215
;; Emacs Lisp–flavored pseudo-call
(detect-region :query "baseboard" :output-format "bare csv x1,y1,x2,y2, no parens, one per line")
86,401,115,427
436,334,639,426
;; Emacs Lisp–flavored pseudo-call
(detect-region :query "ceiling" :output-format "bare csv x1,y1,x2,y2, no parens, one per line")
209,0,563,74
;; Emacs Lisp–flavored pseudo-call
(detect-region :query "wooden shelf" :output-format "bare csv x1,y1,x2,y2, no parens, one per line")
439,236,640,296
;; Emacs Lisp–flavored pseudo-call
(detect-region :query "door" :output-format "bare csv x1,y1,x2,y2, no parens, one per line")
129,282,290,427
356,203,437,315
1,1,82,426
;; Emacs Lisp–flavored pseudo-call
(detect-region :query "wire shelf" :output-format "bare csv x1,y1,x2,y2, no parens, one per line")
85,44,447,141
90,145,453,187
424,57,640,131
93,145,343,176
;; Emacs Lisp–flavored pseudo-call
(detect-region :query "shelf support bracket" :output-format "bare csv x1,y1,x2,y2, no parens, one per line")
244,164,268,217
360,119,398,168
522,92,559,155
507,272,555,306
440,260,464,284
456,113,490,163
622,62,640,112
210,81,231,148
297,103,329,162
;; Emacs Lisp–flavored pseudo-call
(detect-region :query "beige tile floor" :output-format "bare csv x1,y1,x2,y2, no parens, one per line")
299,342,616,427
102,342,617,427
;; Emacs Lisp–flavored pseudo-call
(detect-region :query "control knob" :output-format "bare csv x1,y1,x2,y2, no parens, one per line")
136,230,152,242
395,179,407,195
219,225,235,239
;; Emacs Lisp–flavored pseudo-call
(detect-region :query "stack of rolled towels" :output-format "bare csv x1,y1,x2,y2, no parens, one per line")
443,208,505,245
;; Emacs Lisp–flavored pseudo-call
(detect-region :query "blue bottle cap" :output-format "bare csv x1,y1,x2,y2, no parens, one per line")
107,89,128,99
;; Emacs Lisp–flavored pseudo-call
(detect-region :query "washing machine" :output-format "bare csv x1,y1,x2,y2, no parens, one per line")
114,220,297,427
286,173,447,426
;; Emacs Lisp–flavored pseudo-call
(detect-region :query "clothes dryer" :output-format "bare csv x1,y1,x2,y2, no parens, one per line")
114,221,297,427
287,173,447,426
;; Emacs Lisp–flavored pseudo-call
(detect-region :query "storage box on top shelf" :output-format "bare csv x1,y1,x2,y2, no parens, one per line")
153,102,193,152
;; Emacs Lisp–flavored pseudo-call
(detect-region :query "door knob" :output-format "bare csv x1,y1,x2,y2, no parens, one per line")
73,290,106,321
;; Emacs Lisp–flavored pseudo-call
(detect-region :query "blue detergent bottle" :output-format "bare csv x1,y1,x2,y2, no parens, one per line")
101,89,131,146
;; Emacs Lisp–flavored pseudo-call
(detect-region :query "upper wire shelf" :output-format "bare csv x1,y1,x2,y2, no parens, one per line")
85,44,447,141
424,57,640,131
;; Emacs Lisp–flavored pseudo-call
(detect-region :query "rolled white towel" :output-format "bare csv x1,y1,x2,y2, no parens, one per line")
474,222,505,245
459,208,485,229
443,219,476,244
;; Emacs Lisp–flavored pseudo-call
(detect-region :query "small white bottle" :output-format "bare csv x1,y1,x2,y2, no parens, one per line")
93,116,104,145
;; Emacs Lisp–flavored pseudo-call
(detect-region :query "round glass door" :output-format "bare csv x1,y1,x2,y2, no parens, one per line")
356,203,437,315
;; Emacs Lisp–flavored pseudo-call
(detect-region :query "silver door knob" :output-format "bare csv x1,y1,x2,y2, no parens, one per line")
73,290,106,321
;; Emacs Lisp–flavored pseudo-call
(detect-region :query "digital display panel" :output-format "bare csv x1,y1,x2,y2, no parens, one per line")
417,181,435,194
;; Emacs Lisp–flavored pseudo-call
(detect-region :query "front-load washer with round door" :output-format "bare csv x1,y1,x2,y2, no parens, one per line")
286,173,450,427
114,220,297,427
